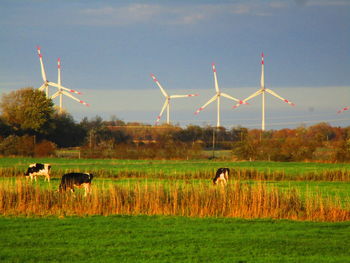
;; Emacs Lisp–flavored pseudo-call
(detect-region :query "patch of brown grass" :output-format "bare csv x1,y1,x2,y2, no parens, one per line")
0,179,349,221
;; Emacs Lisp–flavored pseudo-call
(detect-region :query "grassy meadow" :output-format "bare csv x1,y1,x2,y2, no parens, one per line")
0,157,350,262
1,157,350,180
1,216,350,263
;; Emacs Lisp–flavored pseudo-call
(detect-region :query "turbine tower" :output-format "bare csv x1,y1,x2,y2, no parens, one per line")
195,63,246,128
51,57,90,114
233,53,295,131
151,74,198,124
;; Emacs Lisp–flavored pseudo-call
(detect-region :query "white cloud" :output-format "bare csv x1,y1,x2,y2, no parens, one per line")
171,13,205,25
299,0,350,7
79,4,164,25
269,2,289,9
77,3,279,26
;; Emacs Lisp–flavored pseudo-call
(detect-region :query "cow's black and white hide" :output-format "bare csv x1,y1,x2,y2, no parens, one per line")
24,163,51,182
59,172,93,196
212,168,230,185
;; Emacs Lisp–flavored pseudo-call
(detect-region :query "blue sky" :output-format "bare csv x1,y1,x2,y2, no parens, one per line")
0,0,349,129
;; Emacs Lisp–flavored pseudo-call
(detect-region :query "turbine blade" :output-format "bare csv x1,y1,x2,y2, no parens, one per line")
337,107,350,114
51,91,61,99
265,88,295,106
170,94,199,99
220,92,241,103
38,84,46,91
48,82,82,95
261,52,264,89
212,63,219,92
244,89,264,102
61,90,90,106
57,58,61,86
195,94,218,115
151,74,168,97
156,100,169,123
37,46,47,82
232,90,262,109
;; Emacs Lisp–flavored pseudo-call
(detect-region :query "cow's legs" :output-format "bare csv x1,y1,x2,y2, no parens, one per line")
224,171,229,183
84,183,92,197
45,175,50,182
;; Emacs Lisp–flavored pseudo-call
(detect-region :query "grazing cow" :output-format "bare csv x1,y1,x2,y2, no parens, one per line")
212,168,230,185
24,163,51,182
59,173,93,196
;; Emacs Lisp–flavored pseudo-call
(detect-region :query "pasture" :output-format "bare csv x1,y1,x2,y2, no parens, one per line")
0,157,349,262
1,157,350,180
1,216,350,263
0,157,349,220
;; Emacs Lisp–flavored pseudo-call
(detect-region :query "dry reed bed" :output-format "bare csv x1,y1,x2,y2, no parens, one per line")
0,180,348,221
1,167,350,181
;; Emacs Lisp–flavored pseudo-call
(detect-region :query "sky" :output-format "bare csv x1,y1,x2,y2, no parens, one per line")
0,0,349,129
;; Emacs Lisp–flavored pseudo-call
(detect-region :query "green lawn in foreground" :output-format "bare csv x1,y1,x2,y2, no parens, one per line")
0,216,349,263
1,157,350,175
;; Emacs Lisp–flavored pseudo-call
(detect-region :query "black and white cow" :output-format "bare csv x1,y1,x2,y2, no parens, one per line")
59,173,93,196
24,163,51,182
212,168,230,185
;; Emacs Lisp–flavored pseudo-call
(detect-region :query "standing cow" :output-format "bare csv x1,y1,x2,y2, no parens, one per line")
212,168,230,185
58,172,93,196
24,163,51,182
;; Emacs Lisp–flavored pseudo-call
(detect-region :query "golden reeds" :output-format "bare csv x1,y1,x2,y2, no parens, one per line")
0,179,348,221
1,167,349,181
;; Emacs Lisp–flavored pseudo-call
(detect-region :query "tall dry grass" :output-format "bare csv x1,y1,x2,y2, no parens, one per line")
0,179,349,221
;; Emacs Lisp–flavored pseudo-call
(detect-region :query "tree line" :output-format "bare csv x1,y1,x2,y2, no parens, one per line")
1,87,350,161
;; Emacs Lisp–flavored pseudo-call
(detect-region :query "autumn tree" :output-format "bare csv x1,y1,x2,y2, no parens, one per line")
0,87,54,135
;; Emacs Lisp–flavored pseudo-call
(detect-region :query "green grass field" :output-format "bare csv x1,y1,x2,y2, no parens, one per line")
1,216,349,263
2,157,350,175
1,157,350,262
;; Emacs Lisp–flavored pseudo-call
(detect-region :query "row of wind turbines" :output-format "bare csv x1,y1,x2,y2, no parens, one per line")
151,53,295,131
36,48,349,130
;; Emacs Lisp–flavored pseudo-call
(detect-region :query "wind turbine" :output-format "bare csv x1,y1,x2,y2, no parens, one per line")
151,74,198,124
194,63,246,128
233,53,295,131
51,57,90,113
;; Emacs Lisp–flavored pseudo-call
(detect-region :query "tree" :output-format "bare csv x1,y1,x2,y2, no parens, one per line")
0,87,54,134
0,117,12,138
172,125,203,143
48,113,86,147
0,135,35,156
307,122,336,143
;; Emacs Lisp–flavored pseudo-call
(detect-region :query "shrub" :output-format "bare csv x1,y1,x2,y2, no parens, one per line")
0,135,34,156
34,140,56,157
